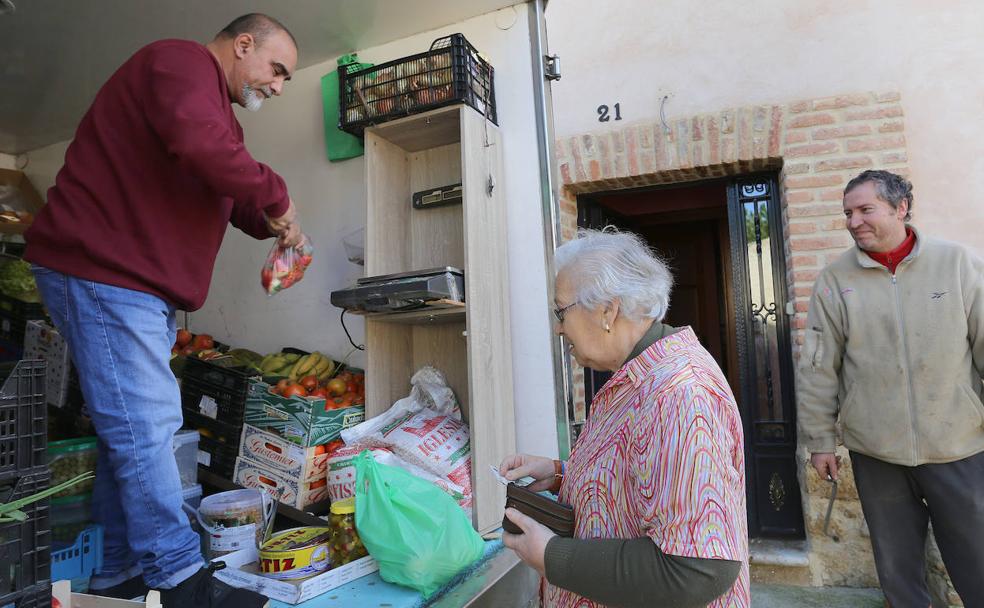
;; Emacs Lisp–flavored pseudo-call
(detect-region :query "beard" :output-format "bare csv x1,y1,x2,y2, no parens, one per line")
241,83,271,112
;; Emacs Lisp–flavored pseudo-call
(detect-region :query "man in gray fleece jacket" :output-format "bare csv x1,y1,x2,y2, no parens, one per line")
798,170,984,607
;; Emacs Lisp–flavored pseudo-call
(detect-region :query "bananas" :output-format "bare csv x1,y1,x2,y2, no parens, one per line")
261,351,336,381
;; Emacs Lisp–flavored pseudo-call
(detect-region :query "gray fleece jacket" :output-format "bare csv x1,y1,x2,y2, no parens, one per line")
797,228,984,466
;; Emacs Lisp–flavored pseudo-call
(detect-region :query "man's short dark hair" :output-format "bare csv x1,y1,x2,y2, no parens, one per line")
216,13,296,49
844,169,914,222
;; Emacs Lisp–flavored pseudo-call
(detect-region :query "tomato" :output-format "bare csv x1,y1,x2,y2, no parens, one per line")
345,380,358,393
191,334,214,350
309,386,329,400
313,444,328,456
261,268,273,288
179,345,196,356
299,375,319,392
273,379,291,395
175,328,193,348
326,378,347,397
281,383,308,399
323,439,344,455
329,394,355,410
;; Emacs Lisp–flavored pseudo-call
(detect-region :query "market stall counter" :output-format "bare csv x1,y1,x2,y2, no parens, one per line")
218,538,538,608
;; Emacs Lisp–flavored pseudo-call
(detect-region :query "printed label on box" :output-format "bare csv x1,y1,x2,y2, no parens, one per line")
239,425,328,482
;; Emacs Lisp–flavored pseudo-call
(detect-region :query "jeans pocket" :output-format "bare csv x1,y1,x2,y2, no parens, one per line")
30,264,55,275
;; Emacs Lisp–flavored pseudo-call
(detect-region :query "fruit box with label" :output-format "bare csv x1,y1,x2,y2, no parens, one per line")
239,424,329,483
233,456,328,509
244,379,365,447
212,545,378,605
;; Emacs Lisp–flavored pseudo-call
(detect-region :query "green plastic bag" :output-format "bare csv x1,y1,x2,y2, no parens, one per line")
354,451,484,597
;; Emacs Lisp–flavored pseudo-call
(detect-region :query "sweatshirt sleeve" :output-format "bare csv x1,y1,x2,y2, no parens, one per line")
544,536,740,608
961,249,984,380
796,273,847,454
139,44,290,219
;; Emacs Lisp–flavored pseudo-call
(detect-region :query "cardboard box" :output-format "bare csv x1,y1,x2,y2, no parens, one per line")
233,456,329,509
212,546,378,605
24,320,71,407
244,379,364,447
239,424,329,483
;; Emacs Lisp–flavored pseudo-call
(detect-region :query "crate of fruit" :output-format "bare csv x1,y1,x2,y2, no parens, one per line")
180,356,258,423
338,33,496,136
0,359,46,482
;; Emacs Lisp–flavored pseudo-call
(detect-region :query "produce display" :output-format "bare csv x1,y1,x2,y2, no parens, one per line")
0,257,39,302
259,351,335,381
170,329,221,359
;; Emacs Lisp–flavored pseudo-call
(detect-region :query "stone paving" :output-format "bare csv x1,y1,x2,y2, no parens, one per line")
752,584,884,608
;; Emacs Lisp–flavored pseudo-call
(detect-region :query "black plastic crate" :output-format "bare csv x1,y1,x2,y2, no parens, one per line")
0,360,46,482
0,294,47,348
180,357,257,423
195,434,239,479
0,468,51,604
0,582,51,608
339,33,496,136
181,408,241,479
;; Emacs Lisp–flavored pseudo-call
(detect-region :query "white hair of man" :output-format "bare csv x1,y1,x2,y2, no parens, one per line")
554,227,674,323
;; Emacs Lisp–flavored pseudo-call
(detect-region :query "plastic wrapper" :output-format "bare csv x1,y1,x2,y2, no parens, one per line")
261,236,313,296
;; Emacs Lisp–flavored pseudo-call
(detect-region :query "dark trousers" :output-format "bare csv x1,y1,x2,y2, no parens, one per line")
851,450,984,608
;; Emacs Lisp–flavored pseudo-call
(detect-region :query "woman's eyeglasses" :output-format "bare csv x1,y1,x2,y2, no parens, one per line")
553,301,579,323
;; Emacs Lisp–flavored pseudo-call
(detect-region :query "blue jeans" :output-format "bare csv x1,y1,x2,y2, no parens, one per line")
33,267,203,589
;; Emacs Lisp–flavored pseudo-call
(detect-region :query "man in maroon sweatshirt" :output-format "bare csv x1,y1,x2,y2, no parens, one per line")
25,14,302,607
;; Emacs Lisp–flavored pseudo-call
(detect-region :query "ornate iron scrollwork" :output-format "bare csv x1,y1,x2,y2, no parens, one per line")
769,471,786,511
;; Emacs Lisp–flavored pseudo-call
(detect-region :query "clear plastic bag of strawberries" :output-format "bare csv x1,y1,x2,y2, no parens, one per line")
261,235,314,296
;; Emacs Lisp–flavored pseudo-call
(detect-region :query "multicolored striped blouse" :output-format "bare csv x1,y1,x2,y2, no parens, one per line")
545,327,750,608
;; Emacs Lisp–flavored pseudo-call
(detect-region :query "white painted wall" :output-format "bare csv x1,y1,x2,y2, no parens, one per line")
0,154,15,170
193,4,559,456
546,0,984,250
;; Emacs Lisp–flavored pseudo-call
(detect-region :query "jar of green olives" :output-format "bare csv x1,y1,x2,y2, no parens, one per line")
328,497,368,566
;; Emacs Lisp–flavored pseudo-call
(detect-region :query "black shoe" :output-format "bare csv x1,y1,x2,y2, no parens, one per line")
89,574,150,600
158,563,269,608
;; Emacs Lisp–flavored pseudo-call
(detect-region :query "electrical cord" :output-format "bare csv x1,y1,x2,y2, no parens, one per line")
340,308,365,351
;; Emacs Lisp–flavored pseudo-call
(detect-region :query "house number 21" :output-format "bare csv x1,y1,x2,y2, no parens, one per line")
597,103,623,122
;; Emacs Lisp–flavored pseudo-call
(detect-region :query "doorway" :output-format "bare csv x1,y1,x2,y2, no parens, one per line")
578,174,804,538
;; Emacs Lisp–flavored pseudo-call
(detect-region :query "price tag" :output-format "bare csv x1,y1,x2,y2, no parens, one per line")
197,449,212,467
198,395,218,419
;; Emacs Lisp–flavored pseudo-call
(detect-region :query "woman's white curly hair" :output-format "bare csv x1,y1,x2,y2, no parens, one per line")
554,227,674,322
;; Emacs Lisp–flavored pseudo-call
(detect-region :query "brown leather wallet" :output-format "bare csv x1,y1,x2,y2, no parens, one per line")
502,482,576,537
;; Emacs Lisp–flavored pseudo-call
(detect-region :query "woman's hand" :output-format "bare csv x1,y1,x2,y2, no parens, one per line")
499,454,557,492
502,507,556,577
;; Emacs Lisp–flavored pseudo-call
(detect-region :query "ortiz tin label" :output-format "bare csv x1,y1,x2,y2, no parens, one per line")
259,527,334,580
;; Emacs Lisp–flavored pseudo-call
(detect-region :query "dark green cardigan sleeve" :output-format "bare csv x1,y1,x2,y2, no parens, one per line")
544,536,740,608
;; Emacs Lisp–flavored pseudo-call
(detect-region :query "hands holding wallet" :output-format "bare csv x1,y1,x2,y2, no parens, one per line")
502,482,575,536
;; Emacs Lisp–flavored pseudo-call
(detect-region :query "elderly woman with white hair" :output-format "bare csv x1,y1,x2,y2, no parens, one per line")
500,228,749,608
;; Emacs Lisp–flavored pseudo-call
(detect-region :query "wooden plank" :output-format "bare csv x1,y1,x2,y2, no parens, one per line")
365,131,410,277
367,105,462,152
365,319,414,419
409,143,464,270
411,322,470,418
459,110,516,532
350,300,466,325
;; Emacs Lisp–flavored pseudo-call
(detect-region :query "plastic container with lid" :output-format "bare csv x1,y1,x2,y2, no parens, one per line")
46,437,98,497
197,488,274,559
328,497,368,566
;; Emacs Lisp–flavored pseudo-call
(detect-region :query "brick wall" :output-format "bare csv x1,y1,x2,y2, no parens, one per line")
553,91,964,598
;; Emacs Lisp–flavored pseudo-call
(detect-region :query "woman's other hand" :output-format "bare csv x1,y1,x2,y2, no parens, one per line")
502,507,556,577
499,454,557,492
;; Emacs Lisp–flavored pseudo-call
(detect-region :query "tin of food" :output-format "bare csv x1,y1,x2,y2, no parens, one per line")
259,526,334,580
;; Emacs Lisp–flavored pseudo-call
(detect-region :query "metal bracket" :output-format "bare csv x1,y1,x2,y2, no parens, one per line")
544,54,561,81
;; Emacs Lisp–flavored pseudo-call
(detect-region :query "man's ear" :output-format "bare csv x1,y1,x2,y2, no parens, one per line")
234,33,255,59
897,199,909,221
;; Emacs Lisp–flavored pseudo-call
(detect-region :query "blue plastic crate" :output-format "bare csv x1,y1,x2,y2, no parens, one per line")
51,525,102,584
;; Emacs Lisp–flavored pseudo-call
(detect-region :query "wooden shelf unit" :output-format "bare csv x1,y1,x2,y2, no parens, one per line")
363,105,515,533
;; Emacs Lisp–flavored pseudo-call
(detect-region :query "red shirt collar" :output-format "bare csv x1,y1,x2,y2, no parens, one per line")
865,226,916,274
